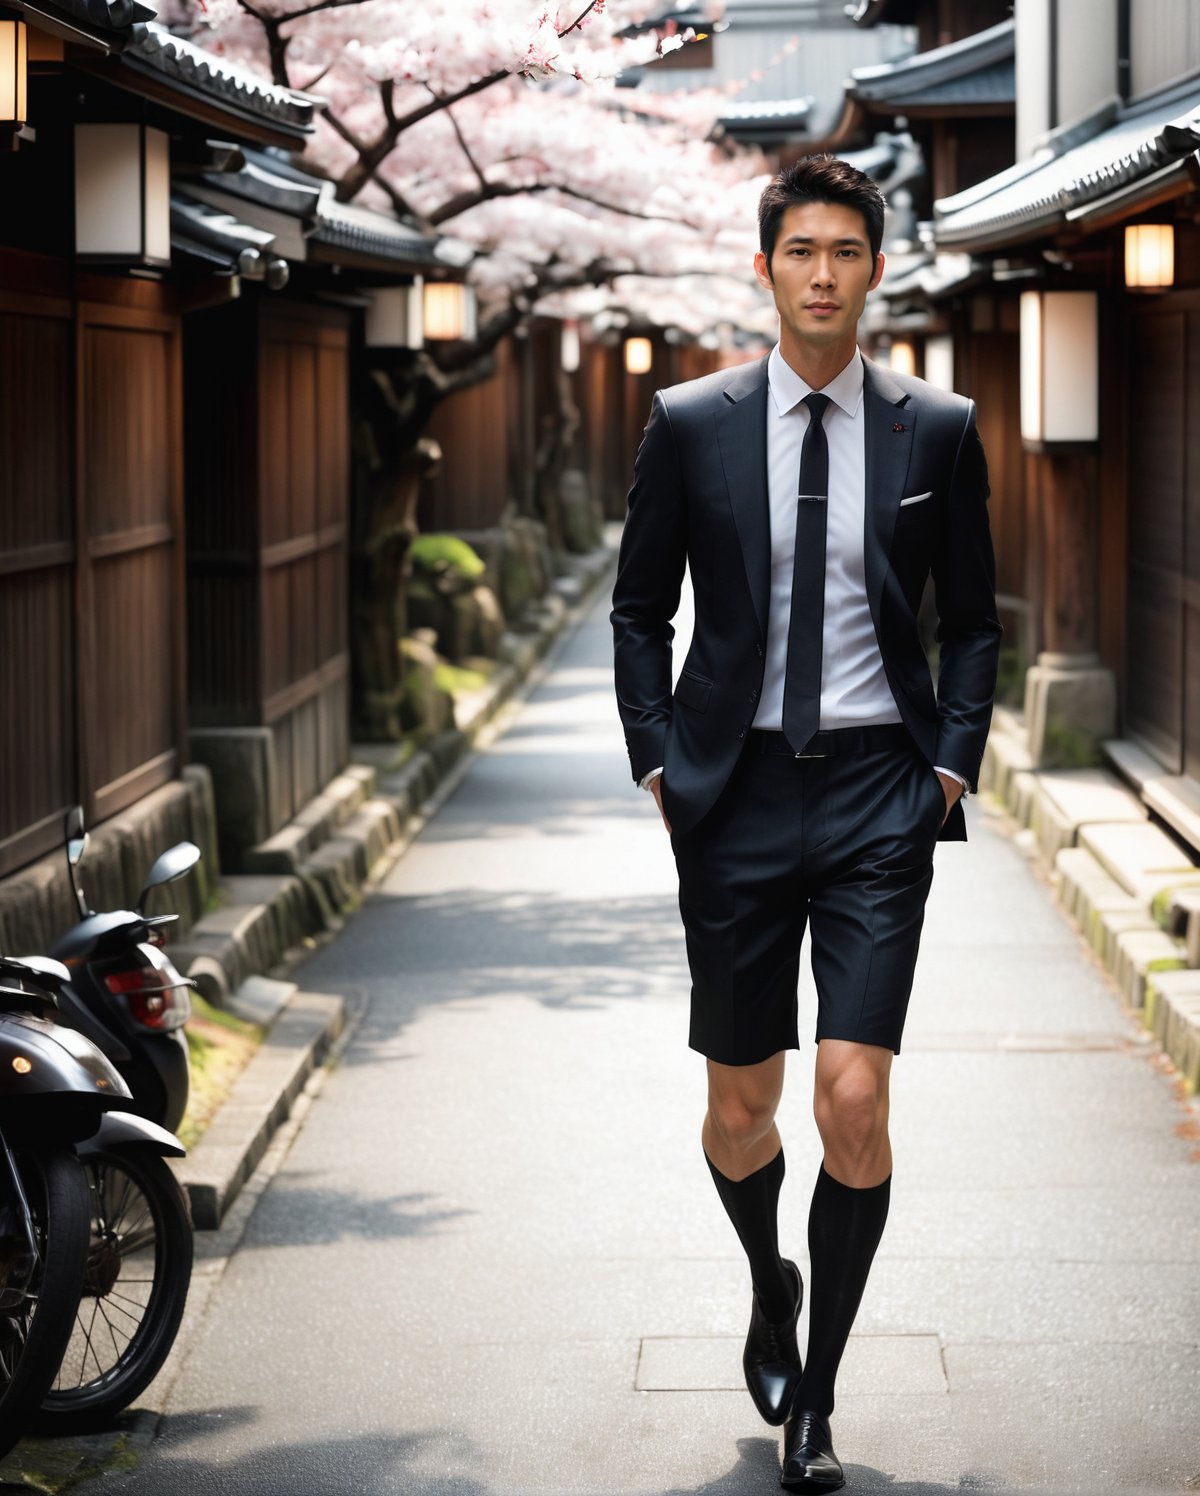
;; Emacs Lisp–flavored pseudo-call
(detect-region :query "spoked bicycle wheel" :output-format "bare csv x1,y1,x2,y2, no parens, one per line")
38,1147,193,1432
0,1145,91,1459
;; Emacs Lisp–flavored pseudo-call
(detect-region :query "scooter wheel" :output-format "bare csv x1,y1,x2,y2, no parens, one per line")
36,1146,193,1431
0,1146,91,1459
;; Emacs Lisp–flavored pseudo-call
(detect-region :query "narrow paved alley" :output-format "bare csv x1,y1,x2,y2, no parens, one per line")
108,588,1200,1495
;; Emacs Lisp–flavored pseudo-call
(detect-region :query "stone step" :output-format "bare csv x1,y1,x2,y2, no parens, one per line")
1077,821,1200,904
1113,927,1187,1010
242,765,378,876
1143,969,1200,1093
171,874,314,1001
1032,769,1145,865
1053,846,1121,924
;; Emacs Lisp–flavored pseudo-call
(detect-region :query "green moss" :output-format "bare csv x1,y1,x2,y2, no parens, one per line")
0,1431,139,1492
433,661,491,696
1042,720,1101,769
1151,888,1173,928
410,534,486,581
181,994,264,1150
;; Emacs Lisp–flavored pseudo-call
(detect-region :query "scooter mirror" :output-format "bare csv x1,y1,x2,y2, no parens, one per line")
65,805,88,867
137,841,202,912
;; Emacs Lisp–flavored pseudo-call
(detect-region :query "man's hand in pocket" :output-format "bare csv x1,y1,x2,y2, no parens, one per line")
649,775,672,835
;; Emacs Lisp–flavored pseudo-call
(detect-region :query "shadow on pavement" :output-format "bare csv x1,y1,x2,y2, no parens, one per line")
306,891,687,1038
91,1420,1076,1496
228,1176,474,1247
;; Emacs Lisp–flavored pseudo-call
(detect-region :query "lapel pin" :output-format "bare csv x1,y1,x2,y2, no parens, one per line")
892,422,907,433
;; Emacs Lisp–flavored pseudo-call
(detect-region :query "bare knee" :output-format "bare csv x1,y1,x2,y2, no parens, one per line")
814,1061,888,1157
708,1089,778,1154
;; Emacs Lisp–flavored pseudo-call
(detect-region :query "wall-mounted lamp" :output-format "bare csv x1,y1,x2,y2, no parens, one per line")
423,281,476,341
0,17,27,126
1019,289,1098,449
923,334,954,393
560,320,581,374
75,123,171,268
888,338,917,378
624,336,653,375
365,280,424,349
1124,223,1174,290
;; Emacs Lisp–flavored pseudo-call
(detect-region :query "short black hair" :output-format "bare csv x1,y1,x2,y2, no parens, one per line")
758,155,886,269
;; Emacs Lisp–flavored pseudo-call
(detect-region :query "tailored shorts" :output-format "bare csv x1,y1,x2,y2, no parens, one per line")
671,730,945,1066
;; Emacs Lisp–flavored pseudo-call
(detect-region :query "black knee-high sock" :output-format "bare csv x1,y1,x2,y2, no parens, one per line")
705,1149,795,1322
798,1166,891,1416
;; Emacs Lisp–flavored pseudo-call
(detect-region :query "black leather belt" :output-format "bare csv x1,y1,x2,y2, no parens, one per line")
749,724,913,758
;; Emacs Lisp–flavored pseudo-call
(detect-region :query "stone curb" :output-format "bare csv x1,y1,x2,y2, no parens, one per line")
981,717,1198,1092
174,986,344,1229
164,539,617,1228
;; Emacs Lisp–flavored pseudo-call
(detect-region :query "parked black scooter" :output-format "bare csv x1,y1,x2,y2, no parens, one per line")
50,809,197,1135
0,954,128,1455
27,811,198,1432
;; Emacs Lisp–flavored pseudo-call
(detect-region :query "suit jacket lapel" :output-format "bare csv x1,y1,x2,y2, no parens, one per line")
714,356,771,640
862,357,916,619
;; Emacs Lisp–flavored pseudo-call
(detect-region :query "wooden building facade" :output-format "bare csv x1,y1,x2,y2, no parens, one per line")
0,254,186,878
185,299,351,831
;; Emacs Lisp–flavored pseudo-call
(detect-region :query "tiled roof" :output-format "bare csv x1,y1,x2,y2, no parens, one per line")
876,250,978,300
849,19,1013,111
934,84,1200,250
125,25,317,138
312,196,444,269
721,96,811,123
873,57,1013,109
14,0,155,51
171,187,288,286
191,147,448,273
718,95,811,141
841,129,923,196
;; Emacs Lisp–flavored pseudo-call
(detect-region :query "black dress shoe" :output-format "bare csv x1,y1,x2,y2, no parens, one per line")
780,1408,844,1493
743,1259,803,1426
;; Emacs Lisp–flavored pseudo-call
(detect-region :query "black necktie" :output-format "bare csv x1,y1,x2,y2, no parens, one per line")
781,392,831,754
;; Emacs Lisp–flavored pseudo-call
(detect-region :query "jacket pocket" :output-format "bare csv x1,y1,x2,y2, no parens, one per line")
899,490,933,507
674,669,712,714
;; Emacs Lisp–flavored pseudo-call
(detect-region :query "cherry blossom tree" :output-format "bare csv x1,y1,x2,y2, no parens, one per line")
167,0,771,386
166,0,774,733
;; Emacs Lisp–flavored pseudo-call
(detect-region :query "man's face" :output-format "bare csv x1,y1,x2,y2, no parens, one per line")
753,200,884,350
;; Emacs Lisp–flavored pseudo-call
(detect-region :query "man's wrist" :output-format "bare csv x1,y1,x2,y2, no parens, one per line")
639,767,664,792
933,765,968,794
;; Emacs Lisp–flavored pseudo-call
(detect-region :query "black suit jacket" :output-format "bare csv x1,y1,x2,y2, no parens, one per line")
610,353,1001,841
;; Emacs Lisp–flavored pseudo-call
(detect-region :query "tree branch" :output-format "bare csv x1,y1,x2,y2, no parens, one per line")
427,178,698,229
233,0,293,87
380,78,397,131
322,108,429,225
274,0,375,22
331,0,634,205
437,92,489,195
556,2,600,41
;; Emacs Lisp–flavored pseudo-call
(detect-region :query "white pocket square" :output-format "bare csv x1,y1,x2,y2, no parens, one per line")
899,491,933,507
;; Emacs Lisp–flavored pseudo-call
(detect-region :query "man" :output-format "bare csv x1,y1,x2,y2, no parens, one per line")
610,156,1000,1492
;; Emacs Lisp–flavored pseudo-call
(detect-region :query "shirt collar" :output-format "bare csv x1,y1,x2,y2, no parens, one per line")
767,344,864,420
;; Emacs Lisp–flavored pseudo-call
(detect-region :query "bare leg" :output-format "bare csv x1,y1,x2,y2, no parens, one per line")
702,1052,786,1180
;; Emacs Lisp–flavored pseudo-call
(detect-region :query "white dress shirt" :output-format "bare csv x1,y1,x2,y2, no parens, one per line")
753,345,900,733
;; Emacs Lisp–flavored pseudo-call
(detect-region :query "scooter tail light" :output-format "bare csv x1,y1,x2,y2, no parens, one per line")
102,968,180,1030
